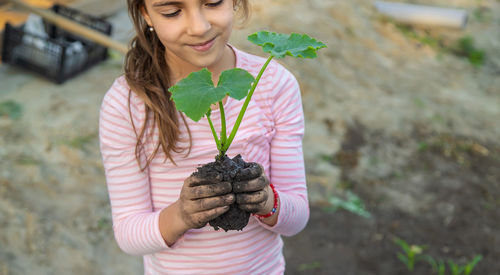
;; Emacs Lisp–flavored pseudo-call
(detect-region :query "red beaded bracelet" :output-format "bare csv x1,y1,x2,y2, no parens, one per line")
253,183,279,219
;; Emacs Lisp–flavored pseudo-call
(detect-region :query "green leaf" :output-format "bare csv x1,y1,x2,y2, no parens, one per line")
169,68,254,122
248,31,326,59
464,255,482,275
424,255,438,271
397,253,409,265
169,69,220,122
394,238,410,253
448,260,465,275
438,262,446,275
327,191,371,218
217,68,255,100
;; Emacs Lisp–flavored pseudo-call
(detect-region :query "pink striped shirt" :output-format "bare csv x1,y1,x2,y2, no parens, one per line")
99,47,309,275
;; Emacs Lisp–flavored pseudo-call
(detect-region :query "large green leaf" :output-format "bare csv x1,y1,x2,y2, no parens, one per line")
248,31,326,58
169,68,254,122
169,69,221,122
217,68,255,100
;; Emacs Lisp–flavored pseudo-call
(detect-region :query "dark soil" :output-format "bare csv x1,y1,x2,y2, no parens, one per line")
193,154,253,231
282,127,500,275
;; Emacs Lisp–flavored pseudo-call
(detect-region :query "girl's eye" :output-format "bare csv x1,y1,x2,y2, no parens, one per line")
162,9,181,18
206,0,224,7
161,0,223,17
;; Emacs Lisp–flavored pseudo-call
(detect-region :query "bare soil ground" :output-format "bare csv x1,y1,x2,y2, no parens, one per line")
0,0,499,274
284,126,500,274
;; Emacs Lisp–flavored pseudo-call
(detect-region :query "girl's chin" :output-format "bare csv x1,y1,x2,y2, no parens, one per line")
188,48,226,68
193,58,222,70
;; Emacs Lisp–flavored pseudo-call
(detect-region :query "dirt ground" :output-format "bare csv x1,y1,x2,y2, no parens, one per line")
0,0,499,274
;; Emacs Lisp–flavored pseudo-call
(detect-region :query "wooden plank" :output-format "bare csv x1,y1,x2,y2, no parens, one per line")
1,1,75,30
8,0,128,53
68,0,125,17
0,0,125,31
0,0,127,65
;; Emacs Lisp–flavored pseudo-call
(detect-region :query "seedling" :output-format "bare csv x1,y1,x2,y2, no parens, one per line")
454,36,485,67
393,23,486,67
425,255,446,275
394,238,427,272
169,31,326,159
326,190,371,218
448,255,482,275
168,31,325,231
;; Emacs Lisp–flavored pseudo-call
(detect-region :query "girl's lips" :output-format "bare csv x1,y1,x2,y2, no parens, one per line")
189,37,216,52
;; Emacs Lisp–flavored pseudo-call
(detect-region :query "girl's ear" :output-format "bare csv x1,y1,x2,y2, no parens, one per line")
140,5,153,27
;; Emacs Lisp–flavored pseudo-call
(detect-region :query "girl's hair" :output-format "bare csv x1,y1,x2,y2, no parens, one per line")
125,0,249,171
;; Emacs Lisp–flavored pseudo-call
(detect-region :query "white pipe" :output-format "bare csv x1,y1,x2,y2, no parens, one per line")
374,1,468,29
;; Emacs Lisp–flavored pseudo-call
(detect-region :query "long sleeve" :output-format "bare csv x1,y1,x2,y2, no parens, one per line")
97,49,306,274
258,67,309,236
99,82,172,255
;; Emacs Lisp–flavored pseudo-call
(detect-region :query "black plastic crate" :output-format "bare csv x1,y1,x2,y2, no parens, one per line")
1,4,112,84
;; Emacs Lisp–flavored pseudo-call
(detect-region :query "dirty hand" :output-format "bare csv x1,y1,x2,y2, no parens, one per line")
233,163,273,215
178,173,235,229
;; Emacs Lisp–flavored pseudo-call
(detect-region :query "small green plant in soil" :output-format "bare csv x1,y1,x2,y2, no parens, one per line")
394,239,483,275
452,36,485,68
394,237,427,272
395,23,442,50
447,255,483,275
425,256,446,275
326,190,371,218
169,31,325,231
393,23,485,67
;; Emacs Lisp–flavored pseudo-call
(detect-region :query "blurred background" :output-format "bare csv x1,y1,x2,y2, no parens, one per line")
0,0,499,274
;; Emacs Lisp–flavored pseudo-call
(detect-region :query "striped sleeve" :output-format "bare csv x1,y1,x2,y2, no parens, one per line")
99,79,173,255
259,65,309,236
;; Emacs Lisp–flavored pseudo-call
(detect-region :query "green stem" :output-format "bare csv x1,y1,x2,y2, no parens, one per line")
408,254,414,271
222,55,274,152
206,111,221,151
219,101,227,147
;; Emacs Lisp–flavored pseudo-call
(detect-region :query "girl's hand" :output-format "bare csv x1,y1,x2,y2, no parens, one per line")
178,174,235,229
233,164,273,215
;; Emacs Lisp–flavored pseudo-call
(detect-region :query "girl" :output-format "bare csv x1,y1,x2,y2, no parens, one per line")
99,0,309,274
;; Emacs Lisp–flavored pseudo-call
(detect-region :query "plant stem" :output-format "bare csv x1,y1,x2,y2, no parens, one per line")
219,101,227,148
222,55,274,152
408,255,414,271
206,111,221,151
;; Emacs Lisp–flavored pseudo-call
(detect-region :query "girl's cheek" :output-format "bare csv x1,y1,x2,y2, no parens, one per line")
212,8,235,26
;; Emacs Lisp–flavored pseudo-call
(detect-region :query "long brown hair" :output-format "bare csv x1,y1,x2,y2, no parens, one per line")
125,0,250,171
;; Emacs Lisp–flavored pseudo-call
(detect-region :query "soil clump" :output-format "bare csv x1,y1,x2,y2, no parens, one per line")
193,154,255,231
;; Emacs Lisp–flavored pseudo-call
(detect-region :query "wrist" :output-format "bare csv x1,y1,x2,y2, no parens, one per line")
256,185,274,215
254,184,279,218
159,201,189,246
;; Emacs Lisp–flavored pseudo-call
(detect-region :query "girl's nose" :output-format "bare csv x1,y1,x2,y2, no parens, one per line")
187,10,211,36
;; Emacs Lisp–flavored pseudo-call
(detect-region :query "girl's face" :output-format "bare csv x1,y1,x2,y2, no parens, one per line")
141,0,235,78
